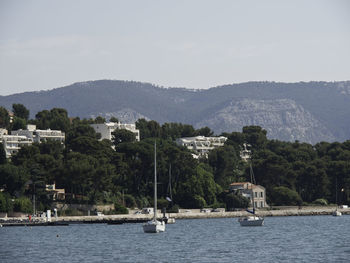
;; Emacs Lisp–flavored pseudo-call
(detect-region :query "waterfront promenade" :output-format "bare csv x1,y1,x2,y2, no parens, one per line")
1,206,349,226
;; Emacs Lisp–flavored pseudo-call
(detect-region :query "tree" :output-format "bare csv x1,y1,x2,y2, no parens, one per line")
0,106,10,128
147,120,162,138
94,116,106,124
35,108,70,132
109,117,119,123
66,124,99,146
11,117,26,130
68,136,113,158
175,163,218,208
269,186,302,206
0,163,29,196
195,126,214,137
13,197,32,213
112,129,136,147
161,123,183,140
208,145,242,187
242,126,268,150
49,108,70,132
181,124,196,137
114,202,129,214
63,152,98,201
0,143,6,165
136,119,161,139
0,192,13,212
224,192,249,210
35,110,51,129
11,144,40,169
12,104,29,120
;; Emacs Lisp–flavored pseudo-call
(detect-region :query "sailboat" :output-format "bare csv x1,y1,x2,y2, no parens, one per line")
238,164,264,226
332,177,342,217
143,142,166,233
162,164,175,224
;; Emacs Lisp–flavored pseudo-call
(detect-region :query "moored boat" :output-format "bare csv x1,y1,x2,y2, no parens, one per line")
239,215,264,226
332,210,342,217
143,142,166,233
239,164,264,226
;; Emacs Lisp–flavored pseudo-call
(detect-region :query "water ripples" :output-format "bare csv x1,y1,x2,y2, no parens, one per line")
1,216,350,262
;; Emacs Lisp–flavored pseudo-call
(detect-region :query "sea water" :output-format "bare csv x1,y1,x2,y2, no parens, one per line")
1,216,349,262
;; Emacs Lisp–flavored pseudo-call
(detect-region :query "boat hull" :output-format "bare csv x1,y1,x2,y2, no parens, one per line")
332,210,342,216
239,216,264,226
162,216,176,224
166,217,176,224
143,220,166,233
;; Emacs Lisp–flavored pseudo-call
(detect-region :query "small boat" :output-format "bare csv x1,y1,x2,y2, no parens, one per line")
332,210,342,217
239,215,264,226
239,164,264,226
143,142,166,233
161,214,176,224
143,219,165,233
166,217,176,224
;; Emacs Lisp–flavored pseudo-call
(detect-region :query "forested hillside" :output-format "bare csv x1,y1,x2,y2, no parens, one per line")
1,105,349,214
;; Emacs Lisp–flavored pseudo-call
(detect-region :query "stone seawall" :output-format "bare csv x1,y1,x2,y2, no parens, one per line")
1,206,349,226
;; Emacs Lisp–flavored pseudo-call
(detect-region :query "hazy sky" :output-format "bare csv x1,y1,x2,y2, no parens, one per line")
0,0,349,95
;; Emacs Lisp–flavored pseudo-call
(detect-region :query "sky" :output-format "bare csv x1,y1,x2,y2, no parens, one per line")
0,0,349,96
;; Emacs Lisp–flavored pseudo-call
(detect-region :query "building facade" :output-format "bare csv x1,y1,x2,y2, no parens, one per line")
11,124,65,143
176,136,227,158
90,122,140,142
45,183,65,200
0,134,33,158
1,125,65,158
229,182,268,208
240,143,252,162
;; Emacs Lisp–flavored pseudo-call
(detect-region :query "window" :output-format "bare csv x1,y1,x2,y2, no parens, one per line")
260,192,263,198
254,192,257,198
254,201,257,208
260,201,264,207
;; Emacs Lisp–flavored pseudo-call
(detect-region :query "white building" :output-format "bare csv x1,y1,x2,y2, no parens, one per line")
1,125,65,158
229,182,268,208
0,133,33,158
176,136,227,158
11,125,65,143
240,143,252,162
90,122,140,142
0,128,8,137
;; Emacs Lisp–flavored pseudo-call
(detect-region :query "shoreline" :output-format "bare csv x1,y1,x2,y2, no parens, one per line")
1,206,349,227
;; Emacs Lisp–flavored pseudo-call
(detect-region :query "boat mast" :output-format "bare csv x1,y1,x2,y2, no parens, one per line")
154,141,157,221
168,164,173,202
250,163,255,214
335,177,338,207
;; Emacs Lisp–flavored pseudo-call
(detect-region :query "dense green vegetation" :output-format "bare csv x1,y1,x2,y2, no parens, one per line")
0,104,349,213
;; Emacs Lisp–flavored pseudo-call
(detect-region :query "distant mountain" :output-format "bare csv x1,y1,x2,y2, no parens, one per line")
1,80,350,144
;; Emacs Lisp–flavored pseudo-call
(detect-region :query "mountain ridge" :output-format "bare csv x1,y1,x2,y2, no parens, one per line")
1,80,349,144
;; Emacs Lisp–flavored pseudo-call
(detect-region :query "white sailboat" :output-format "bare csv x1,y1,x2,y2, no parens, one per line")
143,142,166,233
239,164,264,226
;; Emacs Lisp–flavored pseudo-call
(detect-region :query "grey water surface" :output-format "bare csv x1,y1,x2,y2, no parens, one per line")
1,216,349,262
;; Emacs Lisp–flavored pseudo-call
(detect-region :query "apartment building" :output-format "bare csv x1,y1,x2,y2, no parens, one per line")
90,122,140,142
11,124,65,143
176,136,227,158
1,125,65,158
0,134,33,158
